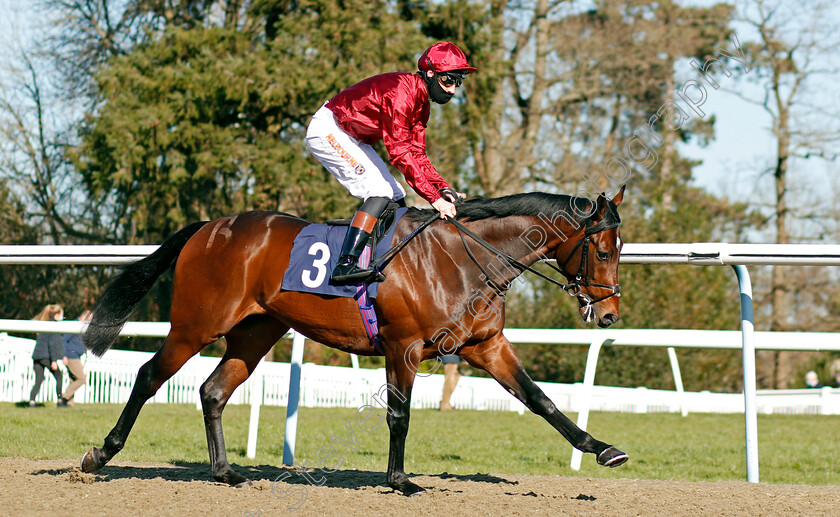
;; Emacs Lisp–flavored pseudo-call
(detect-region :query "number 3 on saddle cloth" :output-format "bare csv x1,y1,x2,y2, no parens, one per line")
280,207,409,354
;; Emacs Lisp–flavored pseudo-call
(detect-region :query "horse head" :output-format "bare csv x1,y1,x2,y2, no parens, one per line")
553,186,625,328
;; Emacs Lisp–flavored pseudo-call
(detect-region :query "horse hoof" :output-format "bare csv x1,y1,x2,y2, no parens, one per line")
81,448,103,473
597,446,629,468
391,480,426,496
216,468,251,487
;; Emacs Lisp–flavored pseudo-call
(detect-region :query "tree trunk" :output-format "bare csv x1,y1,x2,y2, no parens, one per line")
660,68,676,210
770,106,791,388
475,0,548,197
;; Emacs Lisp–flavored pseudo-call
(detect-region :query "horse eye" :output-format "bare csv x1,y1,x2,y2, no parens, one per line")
597,251,610,261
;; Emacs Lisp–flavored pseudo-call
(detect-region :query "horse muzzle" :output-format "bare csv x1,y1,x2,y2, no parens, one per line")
597,312,620,328
575,291,620,328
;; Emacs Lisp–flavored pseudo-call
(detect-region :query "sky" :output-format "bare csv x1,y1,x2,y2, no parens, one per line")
673,2,776,201
676,54,774,200
676,0,840,229
0,2,35,63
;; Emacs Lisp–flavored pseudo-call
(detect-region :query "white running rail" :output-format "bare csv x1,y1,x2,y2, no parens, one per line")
2,242,840,483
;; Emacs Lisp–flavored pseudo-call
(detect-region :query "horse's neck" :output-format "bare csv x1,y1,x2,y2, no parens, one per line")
479,214,578,259
459,215,578,290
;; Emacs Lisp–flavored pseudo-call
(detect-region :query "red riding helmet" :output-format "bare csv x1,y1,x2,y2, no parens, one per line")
418,42,477,74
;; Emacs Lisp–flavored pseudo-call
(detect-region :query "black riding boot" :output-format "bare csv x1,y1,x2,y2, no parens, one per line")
331,197,390,285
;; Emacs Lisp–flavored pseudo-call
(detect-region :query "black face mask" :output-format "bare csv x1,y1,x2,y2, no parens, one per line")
422,72,454,104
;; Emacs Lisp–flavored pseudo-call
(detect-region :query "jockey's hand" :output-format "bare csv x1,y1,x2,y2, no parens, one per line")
432,197,457,219
439,187,466,205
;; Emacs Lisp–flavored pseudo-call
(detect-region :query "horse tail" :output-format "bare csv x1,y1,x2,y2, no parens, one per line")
83,222,208,357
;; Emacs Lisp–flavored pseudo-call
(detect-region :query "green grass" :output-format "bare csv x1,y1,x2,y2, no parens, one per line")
1,402,838,485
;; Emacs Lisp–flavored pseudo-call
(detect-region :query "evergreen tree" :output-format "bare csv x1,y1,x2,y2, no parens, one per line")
72,1,432,245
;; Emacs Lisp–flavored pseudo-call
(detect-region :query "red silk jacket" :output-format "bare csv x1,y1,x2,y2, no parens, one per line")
327,72,450,203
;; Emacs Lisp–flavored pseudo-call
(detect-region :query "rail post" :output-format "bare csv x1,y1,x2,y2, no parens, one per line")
733,265,759,483
246,358,265,459
282,332,306,466
667,346,688,417
570,338,612,471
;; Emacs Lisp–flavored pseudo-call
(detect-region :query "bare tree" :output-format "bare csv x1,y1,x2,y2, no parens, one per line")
41,1,250,100
458,0,732,199
0,27,113,243
733,0,840,387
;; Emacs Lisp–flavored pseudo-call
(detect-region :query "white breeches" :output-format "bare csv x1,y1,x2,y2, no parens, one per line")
305,104,406,201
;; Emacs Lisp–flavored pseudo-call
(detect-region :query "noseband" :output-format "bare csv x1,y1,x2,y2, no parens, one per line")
448,215,621,312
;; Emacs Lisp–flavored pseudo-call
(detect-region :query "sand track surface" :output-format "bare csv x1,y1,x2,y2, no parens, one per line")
0,457,836,516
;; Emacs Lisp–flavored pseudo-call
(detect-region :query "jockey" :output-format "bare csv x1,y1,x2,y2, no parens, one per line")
305,41,477,285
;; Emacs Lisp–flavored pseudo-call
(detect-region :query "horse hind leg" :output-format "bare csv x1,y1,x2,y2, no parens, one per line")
81,328,208,473
200,316,289,487
461,335,628,469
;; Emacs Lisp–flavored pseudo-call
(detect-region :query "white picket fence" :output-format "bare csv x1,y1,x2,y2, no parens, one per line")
3,331,838,415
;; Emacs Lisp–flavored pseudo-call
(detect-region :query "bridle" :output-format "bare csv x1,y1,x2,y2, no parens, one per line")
553,217,622,319
448,212,621,315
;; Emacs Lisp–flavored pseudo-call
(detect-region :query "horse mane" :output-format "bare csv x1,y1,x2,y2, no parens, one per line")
405,192,619,228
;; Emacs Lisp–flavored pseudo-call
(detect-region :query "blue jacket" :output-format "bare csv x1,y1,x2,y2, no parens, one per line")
62,334,87,360
32,333,65,362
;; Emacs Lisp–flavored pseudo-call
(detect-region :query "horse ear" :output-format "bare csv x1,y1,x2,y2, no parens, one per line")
593,191,608,220
611,185,626,206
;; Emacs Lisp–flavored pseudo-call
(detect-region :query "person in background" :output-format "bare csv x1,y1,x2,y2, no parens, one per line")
440,355,462,411
804,370,823,389
28,304,66,407
59,309,92,408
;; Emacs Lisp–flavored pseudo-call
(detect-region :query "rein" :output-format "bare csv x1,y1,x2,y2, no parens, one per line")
448,218,572,291
368,187,459,272
368,212,439,272
365,195,621,316
447,216,621,312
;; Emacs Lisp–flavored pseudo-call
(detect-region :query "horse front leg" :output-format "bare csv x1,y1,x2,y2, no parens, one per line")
461,334,628,468
382,349,423,496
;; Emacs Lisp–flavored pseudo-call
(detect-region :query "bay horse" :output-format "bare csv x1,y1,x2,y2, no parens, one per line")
80,187,628,495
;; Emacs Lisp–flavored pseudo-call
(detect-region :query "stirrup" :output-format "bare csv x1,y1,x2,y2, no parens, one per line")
331,265,385,285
